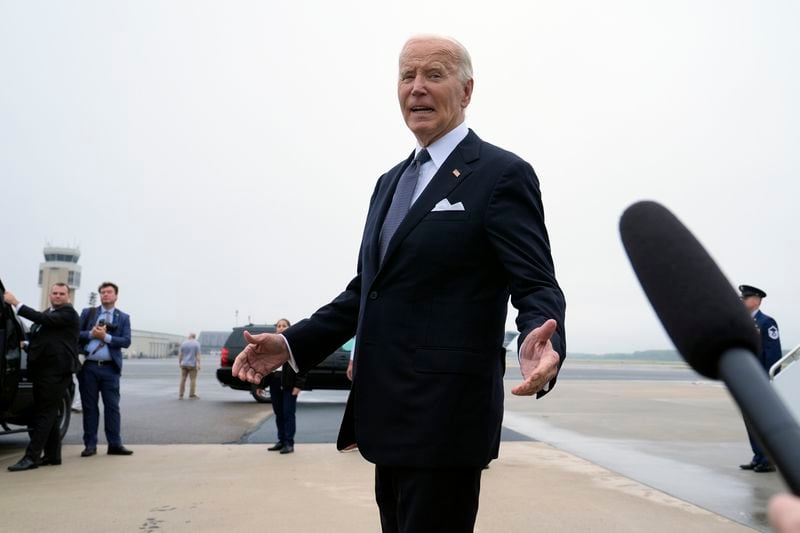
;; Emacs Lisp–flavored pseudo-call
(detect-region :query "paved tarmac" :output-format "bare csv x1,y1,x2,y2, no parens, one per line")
503,377,785,530
1,443,751,533
0,360,785,531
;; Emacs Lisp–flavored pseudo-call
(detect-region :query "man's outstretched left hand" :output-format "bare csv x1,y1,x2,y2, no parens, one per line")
232,331,290,385
512,319,560,396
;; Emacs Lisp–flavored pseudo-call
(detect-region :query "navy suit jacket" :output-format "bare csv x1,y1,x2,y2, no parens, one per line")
78,307,132,373
284,130,566,468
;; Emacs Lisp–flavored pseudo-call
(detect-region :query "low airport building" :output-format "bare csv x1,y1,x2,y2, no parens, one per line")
124,330,184,359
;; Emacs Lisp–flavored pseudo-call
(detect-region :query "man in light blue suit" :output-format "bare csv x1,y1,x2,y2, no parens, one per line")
77,281,133,457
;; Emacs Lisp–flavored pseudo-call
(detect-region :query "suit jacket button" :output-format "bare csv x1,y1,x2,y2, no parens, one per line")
369,291,378,300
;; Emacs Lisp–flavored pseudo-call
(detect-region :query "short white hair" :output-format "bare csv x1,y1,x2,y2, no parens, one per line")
400,34,473,85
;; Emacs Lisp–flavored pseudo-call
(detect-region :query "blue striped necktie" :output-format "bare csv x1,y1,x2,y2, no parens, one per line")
379,149,430,262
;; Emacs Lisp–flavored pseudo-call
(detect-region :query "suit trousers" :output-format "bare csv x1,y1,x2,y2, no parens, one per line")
26,373,71,460
269,374,298,446
375,465,482,533
78,362,123,448
746,421,769,466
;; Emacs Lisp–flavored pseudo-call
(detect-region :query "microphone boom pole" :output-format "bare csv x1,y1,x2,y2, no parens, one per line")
720,348,800,493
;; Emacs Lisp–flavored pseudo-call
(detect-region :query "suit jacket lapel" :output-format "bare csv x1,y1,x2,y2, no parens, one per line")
378,131,481,269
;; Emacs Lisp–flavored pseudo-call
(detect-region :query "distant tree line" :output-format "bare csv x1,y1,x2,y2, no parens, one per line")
569,350,682,362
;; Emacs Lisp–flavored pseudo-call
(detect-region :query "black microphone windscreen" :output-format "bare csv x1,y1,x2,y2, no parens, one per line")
619,201,760,378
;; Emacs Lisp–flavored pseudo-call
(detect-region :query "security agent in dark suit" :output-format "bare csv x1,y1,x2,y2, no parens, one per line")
738,284,782,473
233,35,565,532
77,281,133,457
4,283,79,471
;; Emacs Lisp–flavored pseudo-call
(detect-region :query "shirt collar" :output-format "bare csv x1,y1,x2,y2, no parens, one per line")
101,306,116,315
415,122,469,170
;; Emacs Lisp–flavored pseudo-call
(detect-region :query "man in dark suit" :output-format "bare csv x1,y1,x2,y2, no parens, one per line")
738,284,782,473
4,283,79,471
77,281,133,457
233,35,565,532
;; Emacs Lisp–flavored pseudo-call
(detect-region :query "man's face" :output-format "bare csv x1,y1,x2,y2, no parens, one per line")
398,38,473,147
742,295,761,313
49,285,70,307
99,286,118,307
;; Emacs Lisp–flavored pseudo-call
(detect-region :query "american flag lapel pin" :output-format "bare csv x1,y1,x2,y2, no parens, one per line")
452,169,461,178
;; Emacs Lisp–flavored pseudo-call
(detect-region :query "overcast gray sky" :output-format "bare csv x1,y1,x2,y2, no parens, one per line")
1,0,798,354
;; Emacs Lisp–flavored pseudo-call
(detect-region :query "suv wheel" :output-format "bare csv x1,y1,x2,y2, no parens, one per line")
250,384,271,403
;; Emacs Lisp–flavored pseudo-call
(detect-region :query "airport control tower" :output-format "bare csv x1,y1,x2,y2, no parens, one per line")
38,245,81,309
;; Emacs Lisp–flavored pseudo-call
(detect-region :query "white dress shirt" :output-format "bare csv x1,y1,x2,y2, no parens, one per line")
410,121,469,204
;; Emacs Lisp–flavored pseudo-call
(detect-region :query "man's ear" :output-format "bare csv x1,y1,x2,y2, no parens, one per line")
461,78,474,108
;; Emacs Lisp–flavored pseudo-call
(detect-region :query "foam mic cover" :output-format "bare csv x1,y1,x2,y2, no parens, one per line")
619,201,760,378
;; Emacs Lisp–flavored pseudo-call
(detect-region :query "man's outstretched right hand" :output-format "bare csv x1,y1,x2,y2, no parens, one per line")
232,331,290,385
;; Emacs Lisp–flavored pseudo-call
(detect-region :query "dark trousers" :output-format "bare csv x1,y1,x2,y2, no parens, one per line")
269,374,298,446
78,362,122,448
375,465,482,533
746,423,769,466
26,374,71,460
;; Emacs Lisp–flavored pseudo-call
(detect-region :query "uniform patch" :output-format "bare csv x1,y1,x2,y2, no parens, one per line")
768,325,780,340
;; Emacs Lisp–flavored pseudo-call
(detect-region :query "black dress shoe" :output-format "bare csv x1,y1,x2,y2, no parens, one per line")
267,442,285,451
8,457,39,472
753,463,776,473
739,462,757,470
81,448,97,457
107,445,134,456
280,445,294,454
40,456,62,466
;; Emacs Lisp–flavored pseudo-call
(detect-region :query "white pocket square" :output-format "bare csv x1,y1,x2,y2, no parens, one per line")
432,199,465,212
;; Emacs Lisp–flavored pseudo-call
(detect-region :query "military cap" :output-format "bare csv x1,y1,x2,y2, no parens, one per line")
739,284,767,298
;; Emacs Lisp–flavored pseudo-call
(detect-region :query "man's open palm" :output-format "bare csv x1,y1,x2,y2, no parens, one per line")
512,319,561,396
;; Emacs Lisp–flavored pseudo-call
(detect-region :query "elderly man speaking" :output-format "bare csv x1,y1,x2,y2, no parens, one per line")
234,35,566,533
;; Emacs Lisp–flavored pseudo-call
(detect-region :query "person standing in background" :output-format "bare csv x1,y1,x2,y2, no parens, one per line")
738,284,782,473
78,281,133,457
178,332,201,400
4,283,79,471
267,318,306,455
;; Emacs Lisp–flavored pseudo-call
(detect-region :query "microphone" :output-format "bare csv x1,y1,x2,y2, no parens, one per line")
620,200,800,494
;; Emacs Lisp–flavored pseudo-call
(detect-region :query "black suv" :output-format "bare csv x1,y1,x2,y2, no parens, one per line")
216,324,352,403
0,278,73,438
